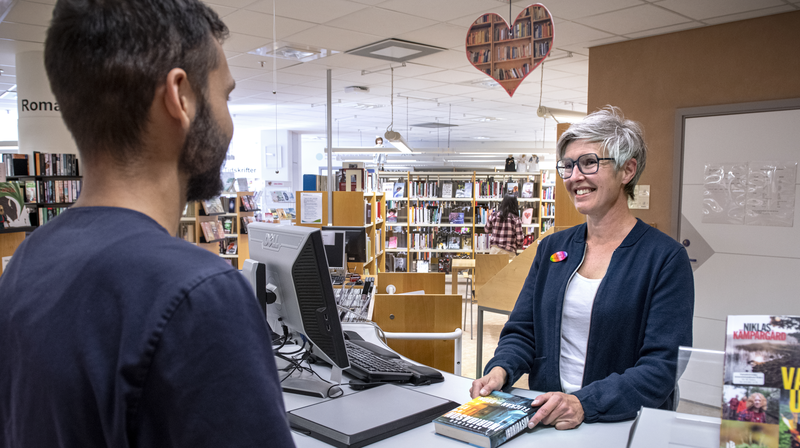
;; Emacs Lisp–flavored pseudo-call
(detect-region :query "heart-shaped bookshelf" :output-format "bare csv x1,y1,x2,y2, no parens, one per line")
465,4,554,97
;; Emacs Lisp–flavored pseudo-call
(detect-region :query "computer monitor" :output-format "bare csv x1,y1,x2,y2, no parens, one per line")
243,223,349,397
320,229,346,271
321,226,367,263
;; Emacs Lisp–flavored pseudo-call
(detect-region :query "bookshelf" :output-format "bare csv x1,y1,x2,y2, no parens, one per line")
296,190,386,277
7,175,82,227
466,5,553,96
540,170,556,234
380,170,548,273
185,192,257,270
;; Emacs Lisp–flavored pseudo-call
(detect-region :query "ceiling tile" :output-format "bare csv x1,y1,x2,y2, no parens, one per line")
550,21,615,47
546,0,642,21
223,10,316,39
702,5,797,25
284,25,383,52
542,75,586,90
411,49,473,70
325,7,437,37
203,0,259,8
376,0,492,22
226,52,303,70
395,22,468,51
251,72,320,85
5,1,53,26
0,22,46,43
206,3,238,18
574,4,690,35
624,21,703,39
222,33,271,53
229,65,271,80
657,0,786,20
419,69,485,84
246,0,368,24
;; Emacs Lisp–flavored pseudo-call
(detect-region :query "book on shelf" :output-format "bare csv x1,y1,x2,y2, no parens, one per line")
442,182,453,199
521,208,534,225
201,197,225,215
448,236,461,250
235,178,248,192
240,216,255,234
416,260,429,273
455,182,473,198
719,315,800,448
179,222,195,243
32,151,80,176
285,208,296,219
0,181,32,227
276,208,289,220
506,182,519,197
382,182,395,196
521,182,534,198
434,391,536,448
392,182,405,198
448,212,465,225
386,208,398,224
225,240,237,255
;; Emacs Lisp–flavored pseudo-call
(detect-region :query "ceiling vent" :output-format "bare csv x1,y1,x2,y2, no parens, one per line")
411,122,458,128
346,38,446,63
344,86,370,94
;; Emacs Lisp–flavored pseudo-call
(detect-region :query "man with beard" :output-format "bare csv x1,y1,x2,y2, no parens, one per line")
0,1,295,447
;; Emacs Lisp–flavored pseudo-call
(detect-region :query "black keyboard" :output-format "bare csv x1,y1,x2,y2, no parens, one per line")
331,276,345,285
344,340,414,383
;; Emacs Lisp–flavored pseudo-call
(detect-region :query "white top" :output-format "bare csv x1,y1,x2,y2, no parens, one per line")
559,272,602,393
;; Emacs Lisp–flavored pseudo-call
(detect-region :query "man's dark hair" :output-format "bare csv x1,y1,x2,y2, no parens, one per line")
44,0,229,163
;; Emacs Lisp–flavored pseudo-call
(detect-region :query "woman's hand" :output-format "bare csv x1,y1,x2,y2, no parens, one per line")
469,366,507,398
528,392,585,430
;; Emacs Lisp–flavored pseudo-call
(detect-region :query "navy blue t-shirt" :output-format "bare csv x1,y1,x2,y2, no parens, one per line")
0,207,295,447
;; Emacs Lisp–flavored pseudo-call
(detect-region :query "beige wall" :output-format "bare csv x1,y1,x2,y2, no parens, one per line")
587,11,800,237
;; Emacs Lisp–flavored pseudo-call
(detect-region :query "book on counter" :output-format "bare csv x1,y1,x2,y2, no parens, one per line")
719,315,800,448
434,391,536,448
288,384,458,448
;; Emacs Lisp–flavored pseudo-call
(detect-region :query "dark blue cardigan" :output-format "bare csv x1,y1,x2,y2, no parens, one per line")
484,219,694,422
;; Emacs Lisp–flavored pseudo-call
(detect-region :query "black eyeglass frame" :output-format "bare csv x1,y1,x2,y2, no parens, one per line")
556,153,616,179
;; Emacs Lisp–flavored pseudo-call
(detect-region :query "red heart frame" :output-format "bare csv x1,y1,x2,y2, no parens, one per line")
465,4,554,97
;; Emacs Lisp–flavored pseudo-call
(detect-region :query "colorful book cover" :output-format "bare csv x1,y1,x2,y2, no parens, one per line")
202,197,225,215
388,236,397,249
393,183,405,198
386,208,398,223
719,315,800,448
434,391,536,448
0,181,31,228
521,208,534,225
506,182,519,197
449,212,465,224
521,182,534,198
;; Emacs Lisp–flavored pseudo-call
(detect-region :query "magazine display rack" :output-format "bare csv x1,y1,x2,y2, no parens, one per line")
187,191,257,270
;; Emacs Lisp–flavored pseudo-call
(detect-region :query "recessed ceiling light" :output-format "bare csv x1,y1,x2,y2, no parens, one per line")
472,136,491,140
346,38,445,63
472,117,504,122
248,45,338,62
351,103,385,110
466,78,501,89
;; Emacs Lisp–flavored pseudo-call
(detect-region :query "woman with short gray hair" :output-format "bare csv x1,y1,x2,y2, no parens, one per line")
472,106,694,430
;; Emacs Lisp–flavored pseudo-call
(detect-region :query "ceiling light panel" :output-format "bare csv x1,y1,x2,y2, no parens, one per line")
347,38,446,63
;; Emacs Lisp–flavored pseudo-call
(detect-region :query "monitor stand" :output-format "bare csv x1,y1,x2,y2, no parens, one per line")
275,356,343,398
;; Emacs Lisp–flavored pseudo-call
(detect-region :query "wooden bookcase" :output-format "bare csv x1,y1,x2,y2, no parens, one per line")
466,5,553,96
187,192,256,270
380,170,547,272
296,190,386,276
539,170,555,234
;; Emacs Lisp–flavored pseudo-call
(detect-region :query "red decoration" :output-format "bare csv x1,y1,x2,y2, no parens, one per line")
465,4,554,97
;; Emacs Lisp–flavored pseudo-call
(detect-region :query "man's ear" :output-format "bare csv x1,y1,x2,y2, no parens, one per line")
163,68,195,131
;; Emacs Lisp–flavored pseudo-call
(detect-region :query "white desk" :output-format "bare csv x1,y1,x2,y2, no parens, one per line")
282,322,648,448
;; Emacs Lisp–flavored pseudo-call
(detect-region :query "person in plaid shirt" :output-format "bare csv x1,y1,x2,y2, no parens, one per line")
485,195,523,255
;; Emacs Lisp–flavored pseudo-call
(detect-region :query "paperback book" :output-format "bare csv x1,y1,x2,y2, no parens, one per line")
506,182,519,197
201,197,225,215
442,182,453,199
434,391,536,448
521,182,534,198
521,208,534,225
719,315,800,448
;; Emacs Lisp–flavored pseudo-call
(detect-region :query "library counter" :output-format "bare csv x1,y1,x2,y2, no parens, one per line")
282,323,641,448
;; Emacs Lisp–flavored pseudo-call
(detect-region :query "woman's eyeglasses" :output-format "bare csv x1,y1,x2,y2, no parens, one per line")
556,153,615,179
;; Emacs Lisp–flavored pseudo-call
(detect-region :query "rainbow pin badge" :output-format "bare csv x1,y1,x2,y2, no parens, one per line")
550,251,568,263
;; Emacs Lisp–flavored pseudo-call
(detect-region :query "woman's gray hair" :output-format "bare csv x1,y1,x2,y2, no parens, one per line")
556,106,647,200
